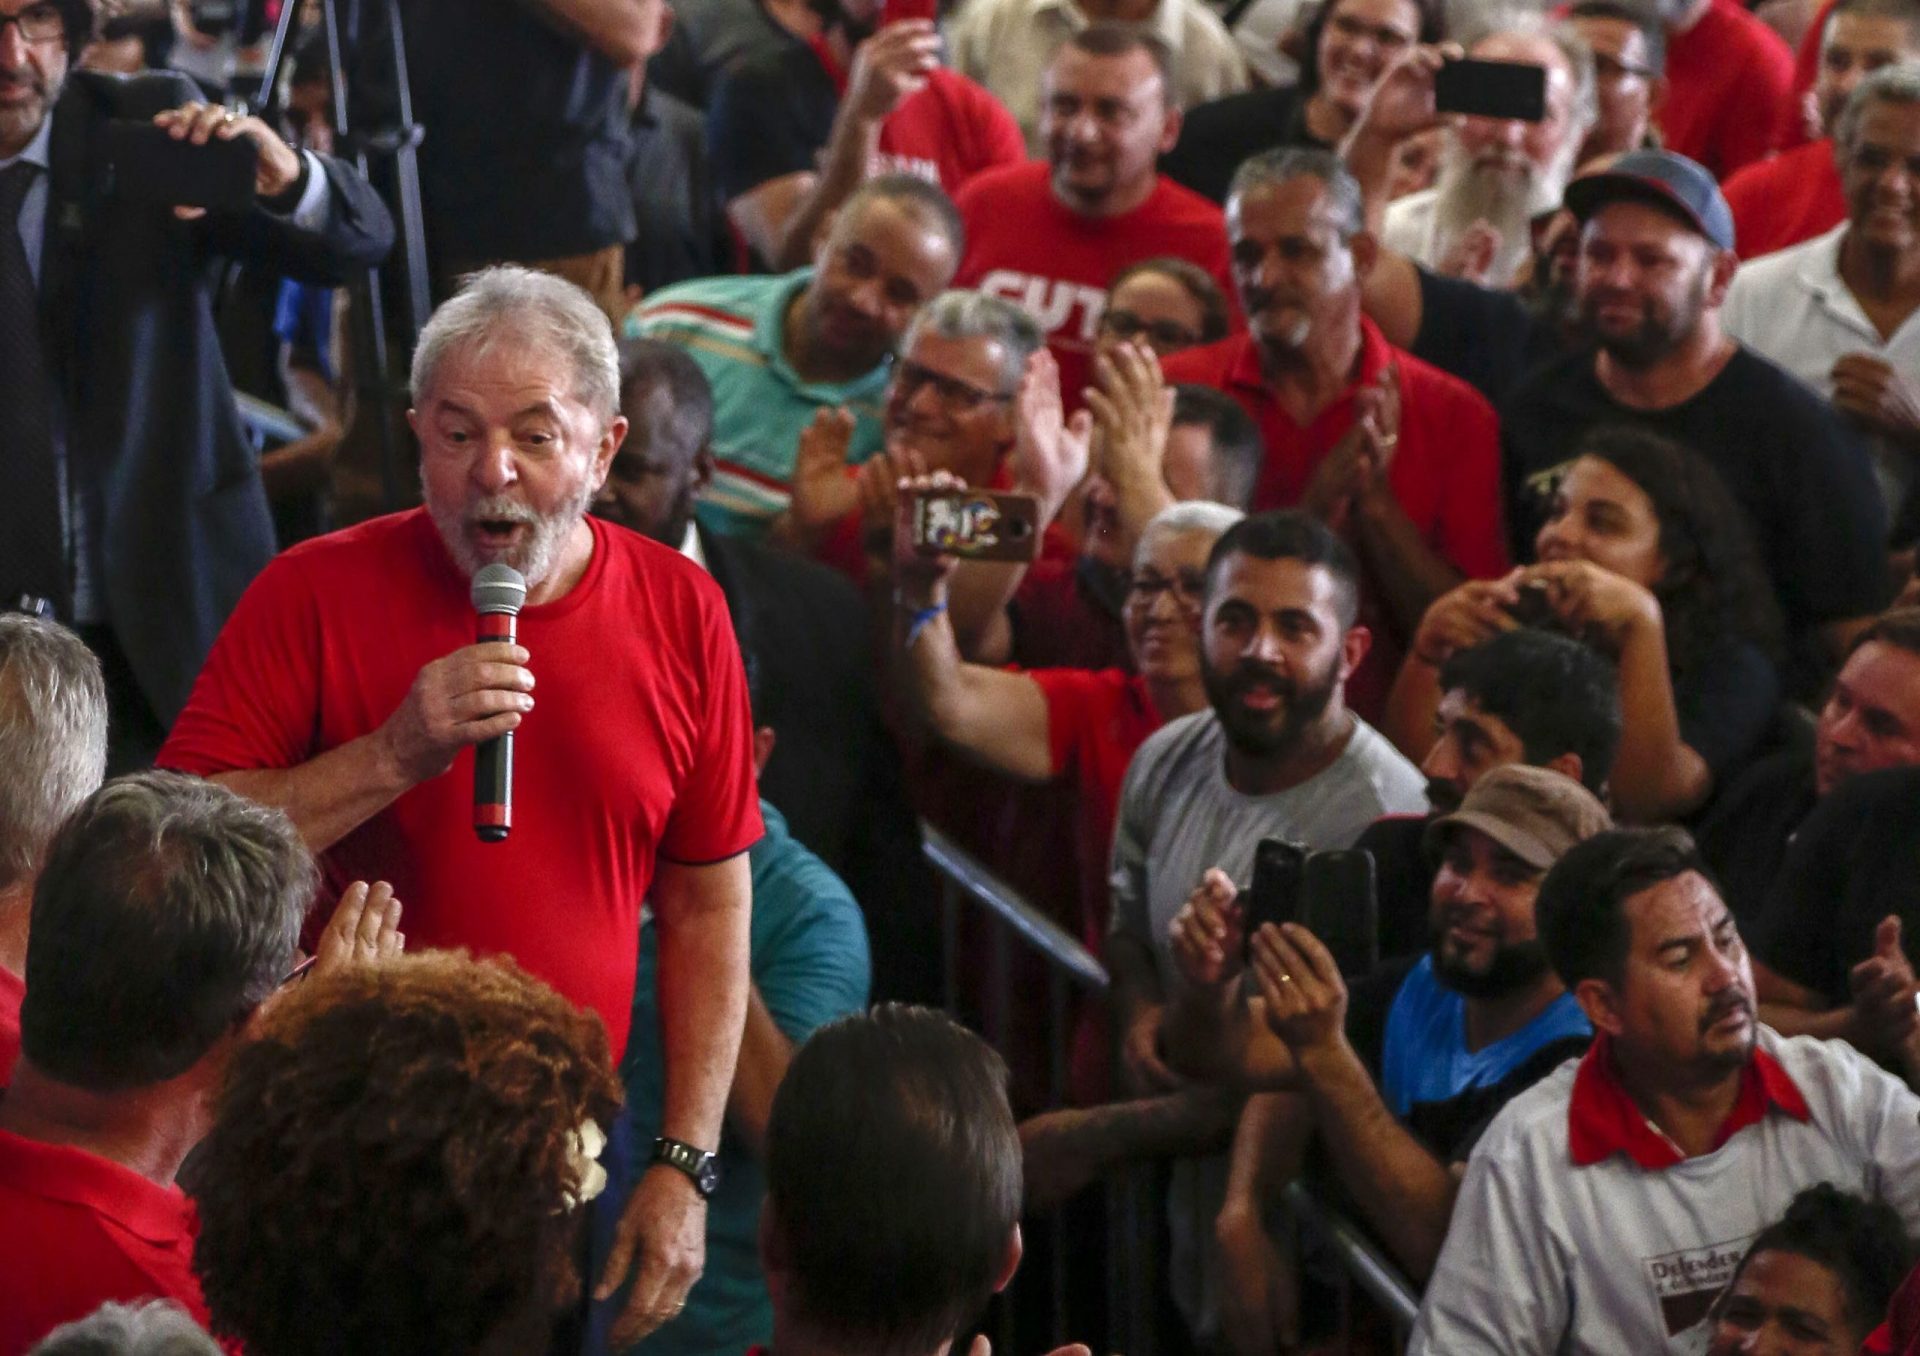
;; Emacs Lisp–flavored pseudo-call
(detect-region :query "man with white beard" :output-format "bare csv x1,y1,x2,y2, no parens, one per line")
1380,16,1595,289
160,266,761,1353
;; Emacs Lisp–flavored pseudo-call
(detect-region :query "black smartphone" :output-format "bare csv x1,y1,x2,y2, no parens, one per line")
1300,849,1380,978
1433,57,1548,122
1508,581,1556,628
1242,838,1307,957
102,119,258,213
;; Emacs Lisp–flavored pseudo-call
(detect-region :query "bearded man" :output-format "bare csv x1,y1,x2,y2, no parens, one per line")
1104,507,1425,1343
160,266,761,1353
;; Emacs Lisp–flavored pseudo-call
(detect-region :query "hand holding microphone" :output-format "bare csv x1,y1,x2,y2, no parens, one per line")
373,565,534,808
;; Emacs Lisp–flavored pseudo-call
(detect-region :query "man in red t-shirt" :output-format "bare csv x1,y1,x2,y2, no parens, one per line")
953,26,1235,412
1723,0,1920,259
159,269,762,1352
0,773,322,1355
713,0,1025,271
1163,148,1507,720
0,616,107,1089
1661,0,1798,178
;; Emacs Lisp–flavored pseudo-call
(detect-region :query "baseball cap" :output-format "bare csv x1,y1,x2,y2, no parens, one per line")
1563,149,1736,253
1424,765,1612,871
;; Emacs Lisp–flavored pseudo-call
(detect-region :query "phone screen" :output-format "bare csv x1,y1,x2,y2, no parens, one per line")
1300,850,1379,978
1242,838,1306,956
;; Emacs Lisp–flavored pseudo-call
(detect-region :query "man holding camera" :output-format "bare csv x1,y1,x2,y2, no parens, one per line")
0,0,391,771
1163,765,1608,1308
1105,508,1423,1343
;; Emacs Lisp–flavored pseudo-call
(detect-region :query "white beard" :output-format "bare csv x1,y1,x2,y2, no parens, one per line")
1429,130,1578,288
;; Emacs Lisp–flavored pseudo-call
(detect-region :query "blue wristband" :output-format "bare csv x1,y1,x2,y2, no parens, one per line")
904,601,948,648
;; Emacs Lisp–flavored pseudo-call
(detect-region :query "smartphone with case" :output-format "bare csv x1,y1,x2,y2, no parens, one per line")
1433,57,1548,122
907,490,1042,562
1242,838,1307,958
103,119,258,212
1300,849,1380,978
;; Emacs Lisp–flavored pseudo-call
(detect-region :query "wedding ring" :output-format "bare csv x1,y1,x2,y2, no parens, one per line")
1279,973,1294,984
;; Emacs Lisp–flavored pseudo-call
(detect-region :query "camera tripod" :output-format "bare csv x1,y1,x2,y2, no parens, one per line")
244,0,431,512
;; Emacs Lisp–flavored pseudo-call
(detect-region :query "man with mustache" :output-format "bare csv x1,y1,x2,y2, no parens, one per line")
1412,827,1920,1355
624,173,962,542
1377,14,1596,289
160,267,763,1353
1162,764,1607,1353
1161,146,1508,720
1500,150,1890,683
1105,508,1425,1341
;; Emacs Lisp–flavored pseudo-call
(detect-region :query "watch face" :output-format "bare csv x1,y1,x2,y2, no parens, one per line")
697,1159,721,1195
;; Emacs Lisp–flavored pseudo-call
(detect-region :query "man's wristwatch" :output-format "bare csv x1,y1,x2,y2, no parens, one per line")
651,1137,721,1198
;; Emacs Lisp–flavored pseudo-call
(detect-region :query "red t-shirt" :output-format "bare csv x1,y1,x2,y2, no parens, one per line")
159,510,763,1059
1661,0,1796,179
0,965,20,1088
1161,319,1508,718
1031,667,1162,947
954,162,1235,410
1785,0,1838,150
807,48,1027,199
1723,138,1847,260
0,1129,212,1355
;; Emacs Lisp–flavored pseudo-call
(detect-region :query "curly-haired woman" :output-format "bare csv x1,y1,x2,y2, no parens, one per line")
192,951,622,1356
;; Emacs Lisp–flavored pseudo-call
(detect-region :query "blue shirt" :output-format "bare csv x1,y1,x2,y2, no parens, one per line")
1380,955,1592,1122
620,801,871,1356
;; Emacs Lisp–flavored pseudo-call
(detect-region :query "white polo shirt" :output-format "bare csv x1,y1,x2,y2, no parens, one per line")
1722,223,1920,513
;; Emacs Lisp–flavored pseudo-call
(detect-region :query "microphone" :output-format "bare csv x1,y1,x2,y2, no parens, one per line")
471,564,527,843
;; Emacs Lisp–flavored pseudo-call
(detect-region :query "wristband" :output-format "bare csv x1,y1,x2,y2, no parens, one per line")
904,601,947,648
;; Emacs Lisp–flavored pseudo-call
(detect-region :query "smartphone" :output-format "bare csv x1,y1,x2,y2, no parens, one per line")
103,119,258,212
1300,849,1379,978
880,0,938,24
1433,57,1548,123
1508,581,1556,629
1242,838,1307,957
906,490,1042,562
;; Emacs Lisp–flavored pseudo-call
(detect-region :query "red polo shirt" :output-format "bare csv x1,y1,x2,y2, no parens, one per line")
1724,139,1847,260
1160,317,1508,718
1566,1034,1812,1170
0,1128,214,1354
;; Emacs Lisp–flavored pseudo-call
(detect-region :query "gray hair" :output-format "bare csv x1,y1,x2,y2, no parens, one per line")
1837,61,1920,155
1228,147,1367,240
22,772,315,1092
0,616,105,892
29,1301,222,1356
1136,501,1246,569
899,290,1046,394
411,266,620,426
1452,6,1600,133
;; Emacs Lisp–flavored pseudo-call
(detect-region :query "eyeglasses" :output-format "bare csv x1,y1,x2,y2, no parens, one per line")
280,953,319,988
894,359,1013,412
0,3,63,42
1126,569,1207,611
1591,53,1655,82
1100,308,1202,351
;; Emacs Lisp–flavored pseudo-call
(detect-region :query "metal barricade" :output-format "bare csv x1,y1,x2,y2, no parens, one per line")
919,820,1424,1356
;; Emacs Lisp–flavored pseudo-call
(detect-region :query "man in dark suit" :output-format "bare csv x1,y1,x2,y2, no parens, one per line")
597,337,939,1003
0,0,392,770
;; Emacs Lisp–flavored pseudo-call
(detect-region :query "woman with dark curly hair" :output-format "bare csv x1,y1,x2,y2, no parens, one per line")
1389,424,1785,822
191,951,623,1356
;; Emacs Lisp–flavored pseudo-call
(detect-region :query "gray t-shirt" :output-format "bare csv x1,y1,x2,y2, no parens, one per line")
1106,707,1428,1344
1111,709,1429,987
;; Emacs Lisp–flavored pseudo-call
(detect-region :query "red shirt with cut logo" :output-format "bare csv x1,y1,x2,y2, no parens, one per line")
953,162,1235,410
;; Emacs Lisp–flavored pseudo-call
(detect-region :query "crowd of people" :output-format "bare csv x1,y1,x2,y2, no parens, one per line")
9,0,1920,1352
